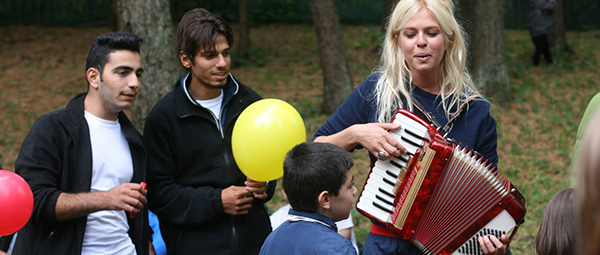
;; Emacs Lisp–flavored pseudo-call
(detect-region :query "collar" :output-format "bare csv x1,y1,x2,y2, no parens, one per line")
64,93,142,146
181,73,240,107
288,209,338,232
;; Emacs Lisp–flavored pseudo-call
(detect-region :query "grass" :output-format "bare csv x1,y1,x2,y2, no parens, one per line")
1,25,599,254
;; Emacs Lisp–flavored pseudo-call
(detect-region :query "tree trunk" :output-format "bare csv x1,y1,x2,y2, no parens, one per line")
237,0,250,59
116,0,180,131
308,0,354,114
112,0,118,31
459,0,511,106
550,0,572,53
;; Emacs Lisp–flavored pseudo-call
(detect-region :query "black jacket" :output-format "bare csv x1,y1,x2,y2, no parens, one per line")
13,93,149,255
144,74,276,255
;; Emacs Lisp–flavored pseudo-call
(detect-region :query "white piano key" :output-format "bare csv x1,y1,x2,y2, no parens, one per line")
357,200,392,224
357,189,396,223
389,130,421,155
394,114,429,138
360,188,395,209
391,128,423,147
391,156,409,168
371,165,399,183
375,158,405,177
365,174,396,202
367,171,396,193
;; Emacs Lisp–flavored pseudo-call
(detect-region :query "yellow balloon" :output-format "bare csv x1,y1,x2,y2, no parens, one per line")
232,99,306,182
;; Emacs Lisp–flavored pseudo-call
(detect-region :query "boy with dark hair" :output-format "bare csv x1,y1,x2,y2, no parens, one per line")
259,142,358,255
144,8,275,255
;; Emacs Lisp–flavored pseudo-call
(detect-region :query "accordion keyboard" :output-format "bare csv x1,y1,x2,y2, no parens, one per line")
450,210,516,255
356,113,430,224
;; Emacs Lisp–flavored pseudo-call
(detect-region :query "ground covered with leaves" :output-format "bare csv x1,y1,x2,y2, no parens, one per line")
1,25,599,254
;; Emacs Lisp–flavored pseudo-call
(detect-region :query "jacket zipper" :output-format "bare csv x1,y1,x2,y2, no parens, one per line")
36,230,56,255
214,99,241,255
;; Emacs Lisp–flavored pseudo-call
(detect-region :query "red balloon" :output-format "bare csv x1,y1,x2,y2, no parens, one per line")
0,169,34,236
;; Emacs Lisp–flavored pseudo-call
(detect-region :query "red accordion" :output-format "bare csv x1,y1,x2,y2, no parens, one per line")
356,109,526,255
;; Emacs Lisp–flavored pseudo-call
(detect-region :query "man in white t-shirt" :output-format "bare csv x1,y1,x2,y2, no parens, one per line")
14,32,150,255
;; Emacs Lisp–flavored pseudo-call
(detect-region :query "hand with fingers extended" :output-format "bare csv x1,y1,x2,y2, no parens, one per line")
349,123,406,160
479,234,509,255
221,185,254,215
245,178,268,200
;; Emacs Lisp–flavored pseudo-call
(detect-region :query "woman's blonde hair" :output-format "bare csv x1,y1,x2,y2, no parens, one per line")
374,0,481,123
575,109,600,255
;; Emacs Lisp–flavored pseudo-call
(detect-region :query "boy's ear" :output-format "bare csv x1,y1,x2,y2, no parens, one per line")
317,190,331,210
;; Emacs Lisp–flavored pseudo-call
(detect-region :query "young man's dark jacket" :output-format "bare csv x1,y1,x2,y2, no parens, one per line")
12,93,149,255
144,74,276,255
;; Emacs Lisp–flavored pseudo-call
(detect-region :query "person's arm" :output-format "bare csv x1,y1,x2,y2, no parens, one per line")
313,77,406,159
471,104,499,171
314,123,405,158
55,182,146,221
15,115,73,225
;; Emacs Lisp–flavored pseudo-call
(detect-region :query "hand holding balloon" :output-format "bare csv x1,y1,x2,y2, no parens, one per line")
0,170,34,236
232,99,306,182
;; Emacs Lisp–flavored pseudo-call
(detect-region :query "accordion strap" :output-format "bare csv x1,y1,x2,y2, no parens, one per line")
411,93,478,134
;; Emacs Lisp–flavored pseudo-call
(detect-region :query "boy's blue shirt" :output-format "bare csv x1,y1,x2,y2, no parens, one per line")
259,209,357,255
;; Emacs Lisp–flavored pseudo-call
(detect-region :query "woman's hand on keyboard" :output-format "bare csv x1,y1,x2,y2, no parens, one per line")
350,123,406,160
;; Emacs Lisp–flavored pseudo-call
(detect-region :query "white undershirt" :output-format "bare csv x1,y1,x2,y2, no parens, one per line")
196,89,224,119
82,111,135,255
270,204,360,254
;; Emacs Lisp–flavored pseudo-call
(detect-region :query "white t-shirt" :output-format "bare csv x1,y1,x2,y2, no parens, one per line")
196,89,224,120
270,204,360,254
82,111,135,255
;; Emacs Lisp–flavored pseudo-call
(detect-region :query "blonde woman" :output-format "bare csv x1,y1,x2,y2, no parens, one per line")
314,0,507,254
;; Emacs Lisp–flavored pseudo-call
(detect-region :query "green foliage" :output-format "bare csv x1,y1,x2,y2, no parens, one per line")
0,0,112,26
3,0,598,29
504,0,600,30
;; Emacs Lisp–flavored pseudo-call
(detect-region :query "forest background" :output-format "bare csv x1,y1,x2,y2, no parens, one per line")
1,0,599,254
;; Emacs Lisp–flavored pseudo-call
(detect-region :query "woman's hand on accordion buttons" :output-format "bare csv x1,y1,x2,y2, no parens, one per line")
478,234,509,255
352,123,405,160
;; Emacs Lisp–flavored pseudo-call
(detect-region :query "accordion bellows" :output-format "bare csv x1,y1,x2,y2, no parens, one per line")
356,109,527,255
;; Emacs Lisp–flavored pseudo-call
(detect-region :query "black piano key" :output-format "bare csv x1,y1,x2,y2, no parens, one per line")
378,187,396,200
390,159,405,169
401,136,421,148
382,176,396,187
373,201,393,214
404,127,425,140
375,194,394,207
386,169,398,179
397,155,409,163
